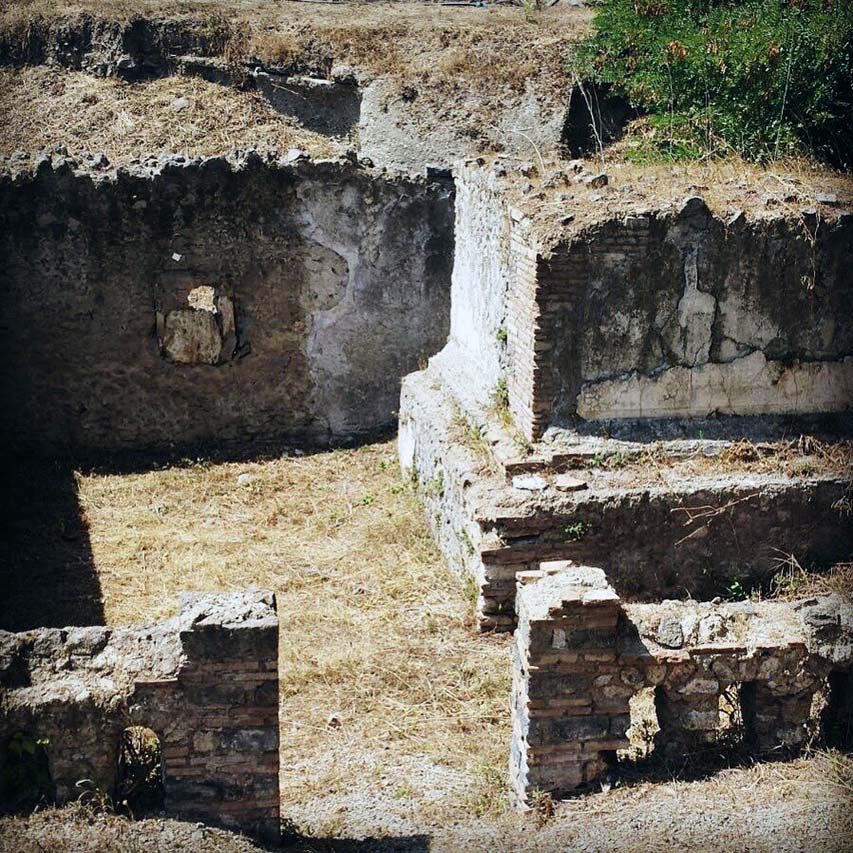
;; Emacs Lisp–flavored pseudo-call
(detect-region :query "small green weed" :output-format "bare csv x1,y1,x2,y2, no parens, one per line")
423,472,445,498
563,521,589,541
0,732,54,811
462,573,480,608
489,379,513,430
726,579,749,601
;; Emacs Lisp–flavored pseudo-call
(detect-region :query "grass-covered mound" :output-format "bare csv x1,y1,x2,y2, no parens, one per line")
575,0,853,166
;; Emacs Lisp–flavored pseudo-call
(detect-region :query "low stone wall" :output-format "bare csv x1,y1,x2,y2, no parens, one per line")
0,591,279,842
510,565,852,805
0,152,453,455
400,366,853,630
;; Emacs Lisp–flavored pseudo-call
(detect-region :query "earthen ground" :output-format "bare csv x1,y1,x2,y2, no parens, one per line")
0,0,591,165
1,440,850,850
0,65,342,165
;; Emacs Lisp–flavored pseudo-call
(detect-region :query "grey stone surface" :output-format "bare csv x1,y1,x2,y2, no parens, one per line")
513,564,852,801
547,202,853,424
358,77,568,174
795,594,853,667
0,154,454,454
656,617,684,649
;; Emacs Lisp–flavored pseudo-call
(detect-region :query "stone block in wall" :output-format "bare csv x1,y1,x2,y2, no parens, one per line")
177,590,279,662
157,289,237,366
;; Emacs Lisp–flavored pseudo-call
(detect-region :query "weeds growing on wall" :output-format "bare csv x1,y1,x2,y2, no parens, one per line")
574,0,853,166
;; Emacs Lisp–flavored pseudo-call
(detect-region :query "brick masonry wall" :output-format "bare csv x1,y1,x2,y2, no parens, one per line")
1,591,280,843
530,202,852,433
511,565,852,805
133,591,280,842
510,565,627,802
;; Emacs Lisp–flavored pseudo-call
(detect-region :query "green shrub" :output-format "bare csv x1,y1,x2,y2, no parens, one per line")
574,0,853,165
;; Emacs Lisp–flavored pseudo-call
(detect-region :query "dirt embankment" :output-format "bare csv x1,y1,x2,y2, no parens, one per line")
0,2,592,168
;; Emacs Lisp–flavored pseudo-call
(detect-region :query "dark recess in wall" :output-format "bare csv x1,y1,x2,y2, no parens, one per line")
561,80,635,158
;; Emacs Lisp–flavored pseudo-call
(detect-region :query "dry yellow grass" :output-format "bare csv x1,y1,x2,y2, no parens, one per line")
509,145,853,251
0,65,340,163
547,438,853,500
76,440,511,810
0,1,593,88
2,438,850,845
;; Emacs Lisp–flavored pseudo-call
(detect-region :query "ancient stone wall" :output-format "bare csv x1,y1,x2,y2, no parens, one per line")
0,591,280,842
0,153,453,455
400,366,852,630
538,200,853,434
510,564,852,805
435,165,853,443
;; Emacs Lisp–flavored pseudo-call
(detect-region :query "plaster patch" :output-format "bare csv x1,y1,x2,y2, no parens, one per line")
577,352,853,420
674,247,715,366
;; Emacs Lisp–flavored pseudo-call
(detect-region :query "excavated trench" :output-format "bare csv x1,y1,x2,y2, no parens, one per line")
0,13,630,456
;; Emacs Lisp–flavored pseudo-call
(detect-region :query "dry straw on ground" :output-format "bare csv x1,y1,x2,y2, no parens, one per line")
76,441,511,805
0,0,593,90
0,66,340,164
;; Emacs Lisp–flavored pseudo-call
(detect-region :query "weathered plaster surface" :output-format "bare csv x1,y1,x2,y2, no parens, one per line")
0,153,453,454
435,163,513,410
545,202,853,428
578,352,853,420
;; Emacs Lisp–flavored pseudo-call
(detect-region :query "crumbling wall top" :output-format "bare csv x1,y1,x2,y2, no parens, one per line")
0,589,278,711
462,155,852,254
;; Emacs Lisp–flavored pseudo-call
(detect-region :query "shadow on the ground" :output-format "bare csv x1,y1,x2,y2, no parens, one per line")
0,432,396,631
605,736,806,792
0,456,104,631
280,830,430,853
60,428,397,478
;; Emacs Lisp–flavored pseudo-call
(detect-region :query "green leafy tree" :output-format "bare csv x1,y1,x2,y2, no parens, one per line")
574,0,853,164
